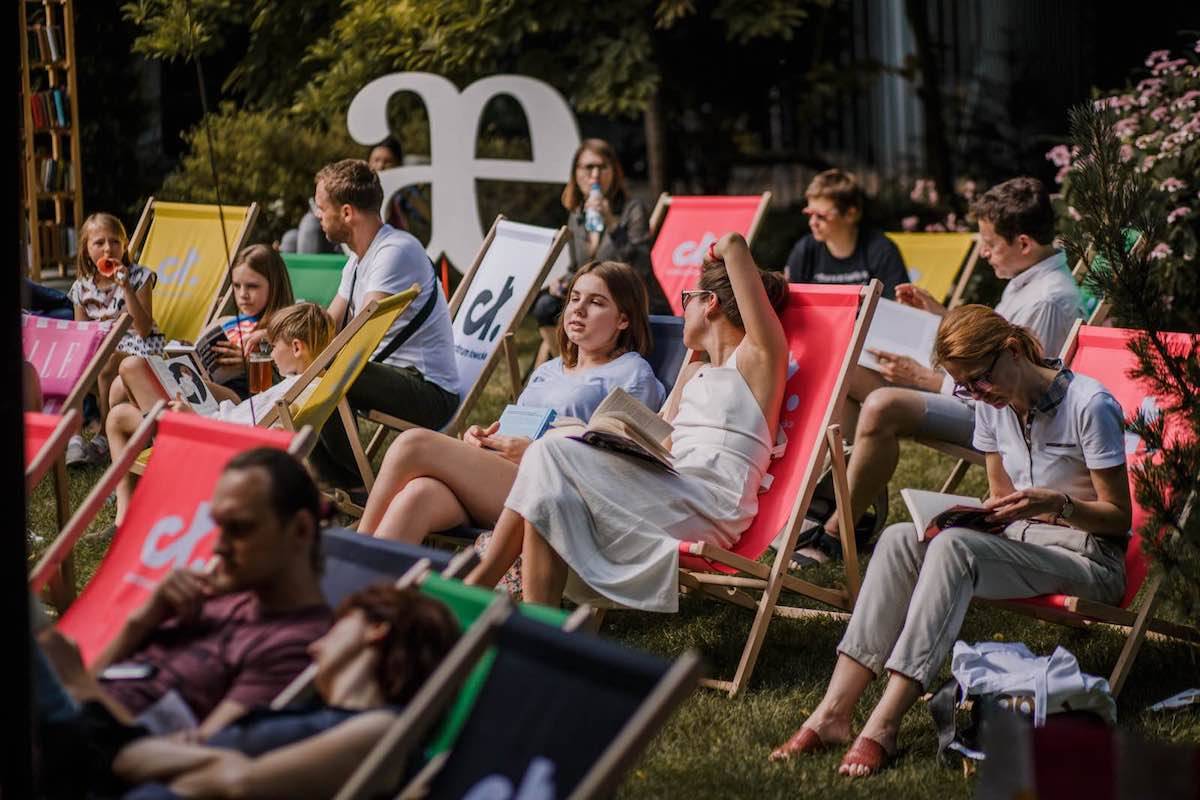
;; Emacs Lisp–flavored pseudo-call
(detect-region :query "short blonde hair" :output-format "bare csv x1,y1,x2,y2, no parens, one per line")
267,303,335,357
805,169,864,214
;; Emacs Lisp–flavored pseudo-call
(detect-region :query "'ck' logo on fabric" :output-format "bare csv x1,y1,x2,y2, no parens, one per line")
463,276,515,343
346,73,581,273
140,502,216,572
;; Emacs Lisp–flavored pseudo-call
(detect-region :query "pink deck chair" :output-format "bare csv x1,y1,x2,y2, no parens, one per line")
649,193,772,315
26,410,83,608
22,312,132,413
29,409,315,664
989,322,1200,696
657,281,881,697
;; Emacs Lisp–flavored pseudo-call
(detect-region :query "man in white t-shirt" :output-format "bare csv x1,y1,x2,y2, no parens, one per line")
797,177,1086,564
311,159,460,487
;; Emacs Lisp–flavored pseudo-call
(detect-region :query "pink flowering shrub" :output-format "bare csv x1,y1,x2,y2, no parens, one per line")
1050,40,1200,267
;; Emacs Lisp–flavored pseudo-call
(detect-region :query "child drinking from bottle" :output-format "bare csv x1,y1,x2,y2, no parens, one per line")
106,303,335,523
65,212,165,465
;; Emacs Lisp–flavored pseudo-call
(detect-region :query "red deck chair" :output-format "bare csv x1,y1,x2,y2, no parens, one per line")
988,321,1200,696
22,311,132,413
662,282,881,697
29,408,316,665
26,410,82,608
649,193,772,316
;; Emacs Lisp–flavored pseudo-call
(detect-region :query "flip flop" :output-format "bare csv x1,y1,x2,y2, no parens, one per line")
838,735,894,777
769,726,833,761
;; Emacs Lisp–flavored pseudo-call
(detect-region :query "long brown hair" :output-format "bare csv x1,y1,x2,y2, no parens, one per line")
334,585,460,705
933,304,1044,368
697,260,789,329
560,139,628,213
232,244,295,329
556,260,653,368
75,212,131,281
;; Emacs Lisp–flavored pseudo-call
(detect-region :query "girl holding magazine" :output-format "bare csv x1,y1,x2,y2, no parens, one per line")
465,232,790,612
771,304,1130,778
358,260,665,547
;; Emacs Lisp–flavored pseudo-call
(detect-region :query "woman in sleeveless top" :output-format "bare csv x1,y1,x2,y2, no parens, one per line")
466,233,790,611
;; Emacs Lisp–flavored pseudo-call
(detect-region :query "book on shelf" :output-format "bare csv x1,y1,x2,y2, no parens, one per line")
497,405,557,439
564,387,676,472
900,488,1007,541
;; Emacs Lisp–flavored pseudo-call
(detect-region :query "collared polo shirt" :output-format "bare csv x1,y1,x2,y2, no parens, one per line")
993,250,1085,360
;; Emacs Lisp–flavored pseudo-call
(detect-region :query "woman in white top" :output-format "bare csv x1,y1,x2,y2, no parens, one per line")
772,304,1130,778
358,260,665,545
465,233,790,610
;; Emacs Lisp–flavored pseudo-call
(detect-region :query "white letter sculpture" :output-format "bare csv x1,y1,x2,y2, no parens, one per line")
346,72,580,273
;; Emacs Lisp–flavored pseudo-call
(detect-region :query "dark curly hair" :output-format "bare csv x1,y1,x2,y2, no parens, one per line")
334,585,460,705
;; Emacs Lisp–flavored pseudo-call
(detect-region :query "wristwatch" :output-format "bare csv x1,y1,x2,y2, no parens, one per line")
1056,493,1075,524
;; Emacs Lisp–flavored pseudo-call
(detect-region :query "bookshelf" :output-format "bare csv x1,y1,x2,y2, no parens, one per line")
18,0,83,281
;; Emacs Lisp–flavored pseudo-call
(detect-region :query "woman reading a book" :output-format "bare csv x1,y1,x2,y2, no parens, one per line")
357,260,665,548
772,304,1130,778
464,233,789,611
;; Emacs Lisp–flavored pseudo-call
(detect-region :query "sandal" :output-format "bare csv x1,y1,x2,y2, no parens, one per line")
838,735,894,777
769,726,833,762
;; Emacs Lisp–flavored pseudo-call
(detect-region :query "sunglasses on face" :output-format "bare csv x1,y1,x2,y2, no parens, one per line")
803,207,839,223
952,350,1004,400
681,289,713,311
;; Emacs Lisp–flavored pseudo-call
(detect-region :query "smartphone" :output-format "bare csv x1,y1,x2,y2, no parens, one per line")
101,662,157,681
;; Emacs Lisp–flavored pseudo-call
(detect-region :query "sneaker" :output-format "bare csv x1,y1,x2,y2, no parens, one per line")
66,434,89,467
87,435,110,464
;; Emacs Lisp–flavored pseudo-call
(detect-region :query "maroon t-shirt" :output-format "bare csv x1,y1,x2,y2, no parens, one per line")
102,592,331,721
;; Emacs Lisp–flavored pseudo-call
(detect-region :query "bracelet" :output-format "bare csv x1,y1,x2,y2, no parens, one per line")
707,241,720,262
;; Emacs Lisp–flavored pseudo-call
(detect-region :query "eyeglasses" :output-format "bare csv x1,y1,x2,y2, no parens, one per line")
681,289,713,311
576,162,611,174
802,207,839,223
952,350,1004,400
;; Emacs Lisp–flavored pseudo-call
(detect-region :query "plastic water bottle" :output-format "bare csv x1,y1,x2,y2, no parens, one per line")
584,182,605,233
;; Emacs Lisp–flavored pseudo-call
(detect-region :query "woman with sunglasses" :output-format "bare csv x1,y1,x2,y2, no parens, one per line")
772,304,1130,777
784,169,909,300
467,233,789,610
530,139,671,359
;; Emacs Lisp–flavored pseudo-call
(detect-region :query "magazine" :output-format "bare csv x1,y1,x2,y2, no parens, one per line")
145,355,219,416
567,387,676,472
900,488,1007,541
859,298,941,372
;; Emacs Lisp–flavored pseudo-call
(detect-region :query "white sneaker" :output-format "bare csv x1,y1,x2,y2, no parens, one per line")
66,434,89,467
88,435,110,464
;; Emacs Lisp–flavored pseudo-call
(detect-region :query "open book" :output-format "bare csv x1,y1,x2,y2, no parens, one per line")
568,387,676,472
859,298,941,372
901,488,1006,541
145,355,219,416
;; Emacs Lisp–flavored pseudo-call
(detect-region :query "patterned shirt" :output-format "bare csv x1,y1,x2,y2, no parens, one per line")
68,264,166,356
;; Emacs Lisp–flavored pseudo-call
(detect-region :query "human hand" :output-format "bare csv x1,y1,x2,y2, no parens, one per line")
715,232,748,261
210,340,248,369
240,328,268,354
137,567,217,627
983,488,1065,524
169,751,251,798
167,393,195,414
895,283,941,314
463,421,500,448
476,432,532,464
114,266,130,287
37,628,89,690
868,350,940,390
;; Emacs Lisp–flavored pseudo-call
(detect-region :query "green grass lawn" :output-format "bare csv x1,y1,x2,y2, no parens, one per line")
25,317,1199,798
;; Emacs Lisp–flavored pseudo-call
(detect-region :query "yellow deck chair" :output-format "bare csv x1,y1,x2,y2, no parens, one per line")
265,287,421,495
885,231,979,308
127,198,259,343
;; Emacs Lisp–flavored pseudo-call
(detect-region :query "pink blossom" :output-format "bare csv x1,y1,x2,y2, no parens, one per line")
1046,144,1072,167
1067,206,1082,222
1149,243,1173,260
1135,132,1161,149
1145,49,1171,67
1194,39,1200,53
1054,164,1071,185
1167,206,1190,224
1161,177,1186,192
1149,106,1169,122
1152,58,1188,76
901,215,919,231
1114,117,1140,139
1119,144,1134,162
1137,78,1165,94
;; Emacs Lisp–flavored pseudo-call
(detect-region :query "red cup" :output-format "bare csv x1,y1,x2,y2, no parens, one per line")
96,256,121,277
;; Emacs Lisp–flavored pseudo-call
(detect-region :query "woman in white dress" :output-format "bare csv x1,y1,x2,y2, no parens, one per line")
466,232,790,609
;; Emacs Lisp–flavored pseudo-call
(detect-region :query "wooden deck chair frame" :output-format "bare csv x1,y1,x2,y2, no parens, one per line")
26,409,82,609
884,231,981,309
335,597,701,800
361,215,569,457
25,312,132,414
126,197,260,341
980,319,1200,696
28,402,317,607
648,190,772,242
593,282,879,698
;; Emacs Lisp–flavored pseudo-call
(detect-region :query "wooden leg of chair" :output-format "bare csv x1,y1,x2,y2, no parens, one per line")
825,426,861,605
338,399,375,491
50,459,77,609
365,422,390,463
1109,572,1164,697
940,458,971,494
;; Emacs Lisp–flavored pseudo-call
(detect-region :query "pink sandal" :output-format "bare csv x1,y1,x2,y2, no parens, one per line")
838,735,893,777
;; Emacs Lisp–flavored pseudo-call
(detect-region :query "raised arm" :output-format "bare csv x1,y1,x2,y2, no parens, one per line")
713,232,787,358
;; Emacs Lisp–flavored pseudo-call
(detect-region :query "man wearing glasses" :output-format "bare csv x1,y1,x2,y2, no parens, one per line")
795,177,1086,566
784,169,910,300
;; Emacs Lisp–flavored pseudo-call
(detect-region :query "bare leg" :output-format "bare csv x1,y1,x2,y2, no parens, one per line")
842,366,889,442
520,520,567,605
359,428,516,538
465,507,526,587
207,380,239,404
373,478,471,544
771,653,871,760
118,356,166,411
98,352,126,421
105,404,144,523
839,671,921,777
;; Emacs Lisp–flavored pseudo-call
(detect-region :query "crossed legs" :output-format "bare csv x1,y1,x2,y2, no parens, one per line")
358,429,518,544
